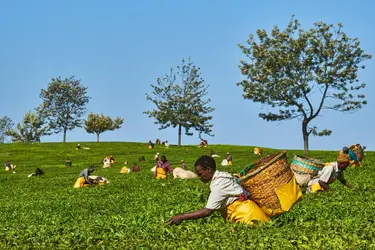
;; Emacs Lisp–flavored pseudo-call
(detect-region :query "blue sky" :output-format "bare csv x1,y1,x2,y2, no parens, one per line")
0,0,374,150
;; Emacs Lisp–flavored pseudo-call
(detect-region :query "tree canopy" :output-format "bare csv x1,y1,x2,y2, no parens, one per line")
238,17,371,155
144,58,214,146
38,76,90,143
5,112,50,143
0,116,14,143
84,113,124,142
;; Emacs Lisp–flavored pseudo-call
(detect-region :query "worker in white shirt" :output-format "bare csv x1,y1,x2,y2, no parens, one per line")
168,155,269,225
307,153,353,193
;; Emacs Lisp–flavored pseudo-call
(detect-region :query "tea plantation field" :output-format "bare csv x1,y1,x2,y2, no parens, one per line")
0,142,374,249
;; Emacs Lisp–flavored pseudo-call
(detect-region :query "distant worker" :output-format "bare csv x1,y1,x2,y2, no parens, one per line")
254,147,263,156
198,139,208,148
109,155,116,164
226,152,233,166
156,138,161,145
120,161,133,174
164,141,170,148
154,152,160,162
181,160,187,170
120,167,130,174
341,146,359,167
4,161,16,171
132,163,141,172
75,143,90,150
148,140,155,149
103,156,111,168
154,155,173,179
28,168,45,177
74,165,95,188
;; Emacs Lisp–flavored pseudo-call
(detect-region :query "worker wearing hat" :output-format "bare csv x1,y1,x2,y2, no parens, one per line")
341,146,359,167
306,154,353,193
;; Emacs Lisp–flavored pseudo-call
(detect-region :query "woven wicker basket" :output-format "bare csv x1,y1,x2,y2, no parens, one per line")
238,151,294,216
350,144,364,162
290,155,325,176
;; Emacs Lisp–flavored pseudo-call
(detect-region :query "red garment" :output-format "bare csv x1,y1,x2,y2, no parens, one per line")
132,165,140,172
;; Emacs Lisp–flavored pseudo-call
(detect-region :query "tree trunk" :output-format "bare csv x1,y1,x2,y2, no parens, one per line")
63,128,67,143
96,133,100,142
178,125,182,146
302,120,309,156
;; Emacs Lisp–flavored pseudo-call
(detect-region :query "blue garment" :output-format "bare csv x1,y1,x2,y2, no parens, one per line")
348,149,357,163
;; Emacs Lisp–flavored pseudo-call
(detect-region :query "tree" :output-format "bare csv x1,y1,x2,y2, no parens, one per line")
38,76,90,143
5,112,50,143
144,58,214,146
238,17,371,156
0,116,14,143
84,113,124,142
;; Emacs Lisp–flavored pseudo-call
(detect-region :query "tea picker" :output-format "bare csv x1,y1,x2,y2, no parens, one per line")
306,153,353,193
169,155,269,225
28,168,45,177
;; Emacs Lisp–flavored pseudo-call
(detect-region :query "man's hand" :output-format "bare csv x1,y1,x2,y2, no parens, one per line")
167,208,214,226
169,214,184,225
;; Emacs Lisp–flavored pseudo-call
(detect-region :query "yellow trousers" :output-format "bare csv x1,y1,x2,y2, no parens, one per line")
120,167,129,174
309,182,325,193
73,177,87,188
156,168,167,179
221,199,270,225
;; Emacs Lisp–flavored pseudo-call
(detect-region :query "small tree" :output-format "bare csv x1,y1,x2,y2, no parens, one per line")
0,116,14,143
238,17,371,155
84,113,124,142
5,112,50,143
144,58,214,146
38,76,90,142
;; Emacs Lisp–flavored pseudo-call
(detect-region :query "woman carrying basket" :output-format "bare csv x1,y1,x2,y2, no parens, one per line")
306,154,353,193
341,146,359,167
168,155,269,225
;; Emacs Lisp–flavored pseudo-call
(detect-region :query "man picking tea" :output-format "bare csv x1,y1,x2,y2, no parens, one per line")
168,155,269,225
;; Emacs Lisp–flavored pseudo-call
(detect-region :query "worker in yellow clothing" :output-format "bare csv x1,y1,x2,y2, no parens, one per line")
168,155,269,225
154,155,173,179
226,152,233,166
74,166,95,188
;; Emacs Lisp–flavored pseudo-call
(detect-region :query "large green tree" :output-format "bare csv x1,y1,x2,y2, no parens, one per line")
0,116,14,143
38,76,90,143
238,17,371,156
144,58,214,146
84,113,124,142
5,112,50,143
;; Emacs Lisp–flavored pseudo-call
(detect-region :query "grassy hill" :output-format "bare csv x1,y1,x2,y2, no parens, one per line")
0,142,374,249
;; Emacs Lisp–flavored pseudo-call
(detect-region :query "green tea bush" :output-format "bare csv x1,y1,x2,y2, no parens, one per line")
0,143,374,249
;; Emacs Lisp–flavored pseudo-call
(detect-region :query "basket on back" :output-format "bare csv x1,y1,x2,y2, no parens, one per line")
238,151,302,217
290,155,325,176
350,144,365,162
